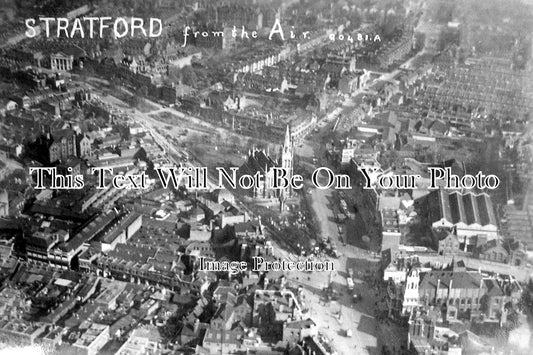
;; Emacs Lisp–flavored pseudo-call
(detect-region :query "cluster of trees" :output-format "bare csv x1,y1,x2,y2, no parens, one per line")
167,66,208,89
521,280,533,325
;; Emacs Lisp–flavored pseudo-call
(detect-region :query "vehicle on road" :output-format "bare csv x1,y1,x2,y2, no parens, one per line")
347,277,354,291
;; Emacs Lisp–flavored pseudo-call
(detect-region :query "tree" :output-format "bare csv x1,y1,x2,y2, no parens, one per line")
159,316,182,341
521,280,533,318
128,94,143,108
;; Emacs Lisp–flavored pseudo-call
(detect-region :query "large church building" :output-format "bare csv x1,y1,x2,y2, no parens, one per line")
237,125,293,208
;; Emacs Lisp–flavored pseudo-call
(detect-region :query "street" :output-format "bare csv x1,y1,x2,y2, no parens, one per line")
69,52,428,355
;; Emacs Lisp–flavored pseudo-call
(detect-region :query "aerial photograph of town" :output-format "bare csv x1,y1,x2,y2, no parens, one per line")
0,0,532,354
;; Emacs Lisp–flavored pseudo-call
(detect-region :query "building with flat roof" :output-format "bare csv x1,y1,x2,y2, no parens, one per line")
94,279,128,311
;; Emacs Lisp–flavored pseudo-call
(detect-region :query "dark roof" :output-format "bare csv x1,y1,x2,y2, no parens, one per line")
213,302,234,322
26,233,56,249
428,190,497,227
483,279,504,297
61,211,118,252
239,150,277,176
172,293,196,305
477,239,506,255
285,318,316,329
51,128,76,141
419,270,482,290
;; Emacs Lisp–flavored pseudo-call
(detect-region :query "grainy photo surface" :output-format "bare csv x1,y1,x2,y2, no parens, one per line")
0,1,532,354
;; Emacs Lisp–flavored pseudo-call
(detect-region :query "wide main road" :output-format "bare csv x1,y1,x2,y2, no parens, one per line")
299,52,429,354
308,51,427,252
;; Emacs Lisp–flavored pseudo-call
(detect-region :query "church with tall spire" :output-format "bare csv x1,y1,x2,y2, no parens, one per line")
280,124,293,172
236,125,293,209
278,125,293,210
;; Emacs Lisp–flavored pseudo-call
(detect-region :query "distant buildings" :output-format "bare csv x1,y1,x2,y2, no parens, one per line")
205,2,280,31
378,31,413,69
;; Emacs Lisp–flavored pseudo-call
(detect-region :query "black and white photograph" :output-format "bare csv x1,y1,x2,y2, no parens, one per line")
0,0,532,354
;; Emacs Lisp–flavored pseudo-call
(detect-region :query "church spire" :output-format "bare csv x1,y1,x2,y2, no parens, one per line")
279,123,293,207
284,125,291,148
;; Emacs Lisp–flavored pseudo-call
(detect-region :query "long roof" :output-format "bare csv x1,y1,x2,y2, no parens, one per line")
419,270,482,290
434,190,497,227
239,150,277,176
